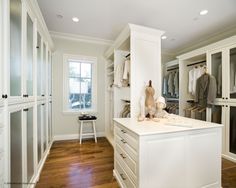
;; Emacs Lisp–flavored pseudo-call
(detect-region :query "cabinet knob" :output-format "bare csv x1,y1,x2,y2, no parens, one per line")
42,104,45,106
121,139,127,144
120,174,126,181
120,153,126,159
41,94,45,97
121,129,126,133
3,94,8,99
226,105,228,107
226,97,228,100
23,109,29,112
222,97,225,100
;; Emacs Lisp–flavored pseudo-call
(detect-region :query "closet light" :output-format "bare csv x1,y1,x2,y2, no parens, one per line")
72,17,79,22
161,35,167,40
200,10,208,16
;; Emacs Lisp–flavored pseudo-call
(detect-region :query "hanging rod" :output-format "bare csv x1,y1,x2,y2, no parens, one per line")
187,60,206,67
167,67,179,72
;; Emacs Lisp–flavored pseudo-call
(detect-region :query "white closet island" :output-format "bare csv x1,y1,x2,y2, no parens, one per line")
113,116,223,188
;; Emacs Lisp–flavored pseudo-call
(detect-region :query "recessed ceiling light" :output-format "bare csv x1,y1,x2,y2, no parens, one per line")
72,17,79,22
161,35,167,40
200,10,208,16
56,14,63,19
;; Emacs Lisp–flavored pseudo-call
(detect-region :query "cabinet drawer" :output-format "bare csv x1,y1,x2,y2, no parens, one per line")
116,144,137,175
115,125,138,152
116,135,138,162
115,161,136,188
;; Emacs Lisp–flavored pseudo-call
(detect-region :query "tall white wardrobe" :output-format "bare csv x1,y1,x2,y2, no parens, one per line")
164,35,236,162
0,0,53,187
105,24,164,146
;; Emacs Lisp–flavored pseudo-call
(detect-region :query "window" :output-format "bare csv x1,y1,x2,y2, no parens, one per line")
63,54,97,113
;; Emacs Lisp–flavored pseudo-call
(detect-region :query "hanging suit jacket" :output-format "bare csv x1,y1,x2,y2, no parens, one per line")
195,73,217,107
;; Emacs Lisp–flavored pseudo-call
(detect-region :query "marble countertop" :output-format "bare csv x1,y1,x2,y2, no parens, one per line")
114,114,223,136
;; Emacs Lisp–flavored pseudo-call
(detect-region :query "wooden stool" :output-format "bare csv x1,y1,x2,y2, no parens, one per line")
78,119,97,144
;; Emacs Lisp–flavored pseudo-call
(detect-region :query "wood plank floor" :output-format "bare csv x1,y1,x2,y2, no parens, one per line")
36,137,236,188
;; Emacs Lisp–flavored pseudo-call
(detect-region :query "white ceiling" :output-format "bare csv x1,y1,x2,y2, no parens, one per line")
37,0,236,54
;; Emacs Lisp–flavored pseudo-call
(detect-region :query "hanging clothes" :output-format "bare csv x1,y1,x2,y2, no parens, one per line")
188,66,205,95
168,72,174,96
163,75,168,95
123,60,130,80
114,63,124,87
195,73,217,107
217,64,222,95
174,71,179,96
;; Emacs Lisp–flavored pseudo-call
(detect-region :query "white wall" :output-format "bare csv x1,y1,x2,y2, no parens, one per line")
52,37,109,140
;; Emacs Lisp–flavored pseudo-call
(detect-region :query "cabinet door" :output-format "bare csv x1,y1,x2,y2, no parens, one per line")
10,0,22,97
41,43,46,97
37,104,42,163
48,101,52,143
0,0,3,107
228,46,236,102
211,104,226,153
48,51,52,97
226,105,236,159
9,108,23,188
209,50,224,101
25,14,34,97
37,33,42,97
25,107,34,182
42,103,47,152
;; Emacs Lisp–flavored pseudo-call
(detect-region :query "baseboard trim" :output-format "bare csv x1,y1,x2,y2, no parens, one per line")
222,154,236,163
53,132,105,141
30,141,54,188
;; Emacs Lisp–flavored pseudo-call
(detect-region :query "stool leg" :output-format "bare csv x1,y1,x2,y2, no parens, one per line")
80,121,83,144
93,121,97,143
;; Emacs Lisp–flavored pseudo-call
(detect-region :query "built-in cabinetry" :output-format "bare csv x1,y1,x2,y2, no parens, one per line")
177,35,236,162
113,117,222,188
0,0,54,187
105,24,164,146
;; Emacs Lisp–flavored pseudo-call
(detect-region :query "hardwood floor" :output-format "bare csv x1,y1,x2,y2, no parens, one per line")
36,138,119,188
36,137,236,188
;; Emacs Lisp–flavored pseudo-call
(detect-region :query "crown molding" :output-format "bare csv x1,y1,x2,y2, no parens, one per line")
50,31,114,46
174,24,236,56
26,0,54,50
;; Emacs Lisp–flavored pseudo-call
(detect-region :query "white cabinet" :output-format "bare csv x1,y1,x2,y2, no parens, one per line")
105,24,164,146
1,0,54,186
114,118,222,188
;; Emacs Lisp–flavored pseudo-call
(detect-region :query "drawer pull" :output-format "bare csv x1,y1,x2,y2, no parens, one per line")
120,153,126,159
121,129,127,133
121,139,127,144
120,173,126,181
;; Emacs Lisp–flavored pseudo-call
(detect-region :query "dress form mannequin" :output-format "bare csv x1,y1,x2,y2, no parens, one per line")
145,80,156,119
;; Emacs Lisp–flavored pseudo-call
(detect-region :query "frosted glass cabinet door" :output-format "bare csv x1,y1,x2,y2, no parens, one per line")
229,47,236,99
230,106,236,154
10,110,22,188
37,105,41,163
10,0,22,96
26,107,34,182
48,102,52,143
42,43,46,96
26,15,33,96
37,33,41,96
211,52,222,99
42,104,46,152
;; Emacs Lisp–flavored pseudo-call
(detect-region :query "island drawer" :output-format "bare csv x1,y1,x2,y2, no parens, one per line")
115,134,138,162
115,161,136,188
115,124,138,152
116,143,137,175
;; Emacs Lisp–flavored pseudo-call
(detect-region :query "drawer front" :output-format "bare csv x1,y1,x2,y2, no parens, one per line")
115,125,138,152
116,134,138,162
116,161,136,188
116,144,137,175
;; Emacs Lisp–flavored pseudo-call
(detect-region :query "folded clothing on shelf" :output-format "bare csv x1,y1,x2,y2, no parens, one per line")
78,115,97,120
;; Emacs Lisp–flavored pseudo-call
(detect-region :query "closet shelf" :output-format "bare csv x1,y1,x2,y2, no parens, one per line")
107,63,114,69
107,71,114,76
165,98,179,101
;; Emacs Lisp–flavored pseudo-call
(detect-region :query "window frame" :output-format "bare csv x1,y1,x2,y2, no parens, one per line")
63,54,97,114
